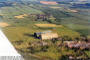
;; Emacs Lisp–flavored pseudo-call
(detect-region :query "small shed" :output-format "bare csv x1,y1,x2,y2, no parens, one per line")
40,33,58,40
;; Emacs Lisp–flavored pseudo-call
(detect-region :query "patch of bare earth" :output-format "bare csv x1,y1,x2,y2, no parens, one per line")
40,1,58,5
14,14,28,19
0,22,10,27
67,9,78,13
35,24,63,28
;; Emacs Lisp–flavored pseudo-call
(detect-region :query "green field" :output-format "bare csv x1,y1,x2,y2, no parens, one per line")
0,3,90,60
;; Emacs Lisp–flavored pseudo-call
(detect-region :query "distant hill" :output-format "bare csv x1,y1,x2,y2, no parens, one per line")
0,0,90,2
0,0,21,2
72,3,90,8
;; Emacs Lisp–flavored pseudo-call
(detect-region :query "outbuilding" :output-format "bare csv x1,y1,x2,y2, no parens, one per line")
40,33,58,40
34,30,52,38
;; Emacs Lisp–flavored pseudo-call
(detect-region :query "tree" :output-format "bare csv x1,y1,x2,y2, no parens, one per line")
62,35,72,41
59,55,69,60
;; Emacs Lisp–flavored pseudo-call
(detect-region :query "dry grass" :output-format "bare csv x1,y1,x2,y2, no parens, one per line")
35,24,63,28
14,14,28,19
0,22,10,27
50,7,61,9
87,35,90,38
67,9,78,13
0,14,4,16
40,1,58,5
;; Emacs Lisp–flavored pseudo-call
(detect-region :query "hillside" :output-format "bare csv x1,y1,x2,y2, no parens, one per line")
0,1,90,60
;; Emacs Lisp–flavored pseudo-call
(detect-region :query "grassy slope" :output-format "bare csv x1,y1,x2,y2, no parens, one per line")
39,4,90,36
1,3,90,59
0,4,82,60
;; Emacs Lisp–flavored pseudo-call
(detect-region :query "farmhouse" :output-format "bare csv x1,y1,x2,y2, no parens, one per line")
40,33,58,40
34,31,58,40
34,31,52,38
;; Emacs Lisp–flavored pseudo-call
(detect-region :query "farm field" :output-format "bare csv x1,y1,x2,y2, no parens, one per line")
0,1,90,60
35,24,63,28
0,22,10,27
